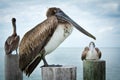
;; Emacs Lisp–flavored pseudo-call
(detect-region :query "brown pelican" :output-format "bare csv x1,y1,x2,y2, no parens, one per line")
19,7,96,76
81,42,101,60
4,18,20,55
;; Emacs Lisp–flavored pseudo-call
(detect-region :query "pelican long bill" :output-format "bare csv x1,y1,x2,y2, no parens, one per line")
55,9,96,40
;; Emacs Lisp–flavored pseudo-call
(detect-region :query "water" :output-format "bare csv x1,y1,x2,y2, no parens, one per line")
0,47,120,80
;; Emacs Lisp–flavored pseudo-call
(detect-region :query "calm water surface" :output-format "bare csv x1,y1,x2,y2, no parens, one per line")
0,47,120,80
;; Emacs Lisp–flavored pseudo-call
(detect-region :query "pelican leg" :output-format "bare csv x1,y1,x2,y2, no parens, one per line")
41,56,62,67
42,57,48,66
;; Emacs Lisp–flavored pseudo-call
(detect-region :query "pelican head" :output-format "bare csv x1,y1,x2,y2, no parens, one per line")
46,7,96,40
89,42,95,50
12,18,16,22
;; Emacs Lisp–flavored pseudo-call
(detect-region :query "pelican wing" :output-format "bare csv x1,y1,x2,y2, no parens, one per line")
95,48,102,59
19,16,58,76
11,36,20,51
81,47,89,60
4,35,20,54
5,36,12,54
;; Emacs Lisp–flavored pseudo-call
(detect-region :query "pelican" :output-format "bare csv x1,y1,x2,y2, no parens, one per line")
4,18,20,55
19,7,96,76
81,42,101,60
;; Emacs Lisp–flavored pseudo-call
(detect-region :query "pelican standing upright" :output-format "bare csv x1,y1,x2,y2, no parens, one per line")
4,18,20,55
19,7,96,76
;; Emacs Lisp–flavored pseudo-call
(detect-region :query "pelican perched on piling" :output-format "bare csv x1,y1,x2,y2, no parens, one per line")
19,7,96,76
4,18,20,55
81,42,101,60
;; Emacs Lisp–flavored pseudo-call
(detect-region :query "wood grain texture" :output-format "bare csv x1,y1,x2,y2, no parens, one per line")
83,60,106,80
41,66,76,80
5,54,23,80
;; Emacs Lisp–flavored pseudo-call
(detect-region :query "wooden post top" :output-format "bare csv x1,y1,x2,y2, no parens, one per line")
83,60,106,80
41,65,77,80
41,65,77,69
83,60,106,62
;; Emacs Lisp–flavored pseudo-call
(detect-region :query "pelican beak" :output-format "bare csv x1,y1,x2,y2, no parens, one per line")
55,9,96,40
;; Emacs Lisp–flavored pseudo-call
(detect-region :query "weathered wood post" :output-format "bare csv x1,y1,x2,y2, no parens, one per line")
41,66,77,80
5,54,23,80
83,60,106,80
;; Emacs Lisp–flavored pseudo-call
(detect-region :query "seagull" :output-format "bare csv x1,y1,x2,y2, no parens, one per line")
81,42,101,60
19,7,96,76
4,18,20,55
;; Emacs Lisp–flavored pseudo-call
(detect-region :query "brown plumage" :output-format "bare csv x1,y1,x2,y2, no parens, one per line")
4,18,20,55
81,42,101,60
19,7,96,76
19,16,58,76
81,47,89,60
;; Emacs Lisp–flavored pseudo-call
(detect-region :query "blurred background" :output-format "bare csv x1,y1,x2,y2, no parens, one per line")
0,0,120,48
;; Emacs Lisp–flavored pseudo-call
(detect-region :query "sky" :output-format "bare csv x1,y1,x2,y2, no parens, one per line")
0,0,120,47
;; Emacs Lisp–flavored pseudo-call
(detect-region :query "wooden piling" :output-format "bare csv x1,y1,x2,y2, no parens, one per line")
41,66,77,80
83,60,106,80
5,54,23,80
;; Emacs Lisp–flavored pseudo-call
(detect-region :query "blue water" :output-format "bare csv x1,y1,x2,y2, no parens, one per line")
0,47,120,80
